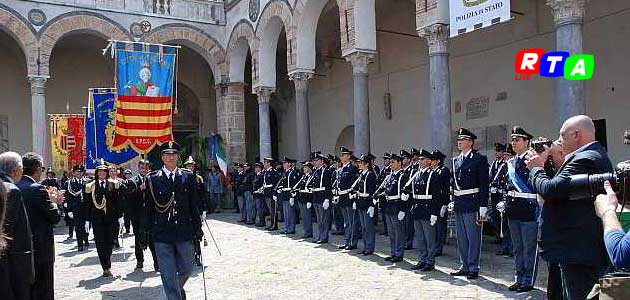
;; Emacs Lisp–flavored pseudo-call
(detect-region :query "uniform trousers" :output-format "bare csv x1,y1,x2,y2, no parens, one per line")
237,194,246,221
93,221,118,270
313,203,331,242
254,195,266,226
499,212,513,253
380,205,388,234
435,216,448,254
405,210,415,248
357,207,375,252
341,206,359,246
265,197,278,229
508,219,538,286
454,212,481,273
384,212,405,257
282,199,296,233
414,219,438,265
333,203,344,234
132,220,158,268
154,241,194,300
75,219,88,247
244,192,256,223
559,264,606,300
32,261,54,300
298,202,313,236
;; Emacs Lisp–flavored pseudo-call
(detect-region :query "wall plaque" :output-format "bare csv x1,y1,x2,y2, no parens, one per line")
466,96,489,120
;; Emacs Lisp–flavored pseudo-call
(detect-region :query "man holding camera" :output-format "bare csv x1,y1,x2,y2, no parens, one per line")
528,115,613,300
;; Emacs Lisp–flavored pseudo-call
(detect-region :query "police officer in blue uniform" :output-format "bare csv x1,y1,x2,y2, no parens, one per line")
335,147,360,250
309,153,334,244
351,154,378,255
131,159,159,271
430,150,450,257
262,158,280,231
252,162,266,227
143,141,203,300
401,149,415,250
240,163,256,225
377,153,392,236
450,128,489,280
375,153,410,263
275,157,302,235
64,165,91,250
489,144,513,257
403,149,440,271
503,126,539,293
294,161,315,238
233,163,247,223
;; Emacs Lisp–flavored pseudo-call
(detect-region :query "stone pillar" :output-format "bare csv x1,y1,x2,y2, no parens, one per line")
216,82,246,163
255,87,274,159
289,72,313,161
345,52,374,156
547,0,587,126
28,75,49,159
419,24,452,158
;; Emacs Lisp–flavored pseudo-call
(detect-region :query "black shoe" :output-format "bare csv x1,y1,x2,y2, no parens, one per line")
384,256,394,261
362,251,373,256
450,269,469,276
516,285,533,293
405,245,413,250
420,264,435,272
102,269,113,277
337,244,348,249
411,262,426,270
77,246,84,252
285,231,295,235
508,282,521,291
136,262,144,270
246,222,255,225
301,235,313,239
280,230,288,234
345,245,357,250
237,220,245,223
255,223,265,227
391,256,404,263
466,272,479,280
318,240,328,244
268,226,278,231
380,232,388,236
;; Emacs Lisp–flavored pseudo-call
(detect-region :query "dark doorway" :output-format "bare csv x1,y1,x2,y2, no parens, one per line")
594,119,608,151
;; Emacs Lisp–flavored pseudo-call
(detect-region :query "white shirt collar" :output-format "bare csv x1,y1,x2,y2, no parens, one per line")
460,149,472,158
162,167,177,178
565,141,597,160
516,151,528,160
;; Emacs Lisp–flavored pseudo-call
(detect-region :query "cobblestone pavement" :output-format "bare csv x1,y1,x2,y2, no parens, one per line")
54,213,547,300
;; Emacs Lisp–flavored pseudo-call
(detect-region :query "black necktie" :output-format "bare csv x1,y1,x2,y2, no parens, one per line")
169,173,174,183
101,182,105,190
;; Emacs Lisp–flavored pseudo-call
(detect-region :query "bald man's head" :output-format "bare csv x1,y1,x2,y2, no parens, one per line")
559,115,596,154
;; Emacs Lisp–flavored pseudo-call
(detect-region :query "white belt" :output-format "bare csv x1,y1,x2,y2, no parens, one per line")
263,184,273,188
413,195,433,200
337,189,353,195
299,189,311,193
311,187,326,192
453,188,480,196
386,195,401,201
281,188,291,192
357,193,370,197
507,191,537,199
490,187,498,194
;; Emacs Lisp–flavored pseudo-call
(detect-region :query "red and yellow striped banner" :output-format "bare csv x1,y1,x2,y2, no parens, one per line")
111,95,173,153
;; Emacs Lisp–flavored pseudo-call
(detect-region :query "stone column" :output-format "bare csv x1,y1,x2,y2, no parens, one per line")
255,87,274,159
289,72,313,161
28,75,49,159
215,82,246,163
547,0,587,125
345,52,374,156
419,24,452,158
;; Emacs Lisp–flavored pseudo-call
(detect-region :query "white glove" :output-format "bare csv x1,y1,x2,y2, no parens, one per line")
479,207,488,218
349,193,355,200
332,196,339,204
323,199,330,210
352,202,357,210
84,222,90,233
289,198,295,206
401,193,409,201
430,215,438,226
367,206,375,218
447,201,454,212
440,205,447,218
202,211,207,220
373,198,378,205
67,212,74,219
273,195,277,201
496,201,506,213
63,202,68,208
306,202,312,209
118,217,125,227
397,211,405,221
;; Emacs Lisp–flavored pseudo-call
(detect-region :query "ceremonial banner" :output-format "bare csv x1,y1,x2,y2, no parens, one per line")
110,41,178,153
449,0,511,37
207,134,230,175
86,88,139,169
50,114,85,172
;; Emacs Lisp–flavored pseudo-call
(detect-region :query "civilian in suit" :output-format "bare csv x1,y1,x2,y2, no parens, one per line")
17,153,61,300
132,160,159,271
0,151,33,300
528,115,614,300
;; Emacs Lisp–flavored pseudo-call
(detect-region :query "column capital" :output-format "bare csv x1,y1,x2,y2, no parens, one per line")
547,0,587,26
289,71,313,92
28,75,49,95
344,51,375,75
418,24,449,55
254,86,274,104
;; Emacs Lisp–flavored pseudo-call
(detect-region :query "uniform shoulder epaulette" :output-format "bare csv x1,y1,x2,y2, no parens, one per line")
180,168,193,174
85,181,95,193
147,170,159,177
107,178,121,189
195,174,204,183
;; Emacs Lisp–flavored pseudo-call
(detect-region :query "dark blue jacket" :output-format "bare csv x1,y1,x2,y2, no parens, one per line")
380,169,409,214
145,168,202,243
432,164,451,207
276,168,302,202
293,172,313,203
64,177,90,223
335,163,359,207
233,171,245,196
504,155,538,222
351,169,377,209
261,168,280,198
451,150,489,213
529,141,613,266
252,171,265,199
404,169,440,220
308,166,333,204
17,176,60,264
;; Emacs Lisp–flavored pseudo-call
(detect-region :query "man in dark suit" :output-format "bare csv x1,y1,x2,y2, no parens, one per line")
0,151,33,300
17,153,61,300
527,115,613,300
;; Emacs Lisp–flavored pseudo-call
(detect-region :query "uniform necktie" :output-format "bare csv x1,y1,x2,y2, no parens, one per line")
101,181,105,190
169,173,174,183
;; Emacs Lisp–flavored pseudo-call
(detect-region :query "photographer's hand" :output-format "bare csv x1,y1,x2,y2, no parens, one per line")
595,181,623,232
526,146,550,169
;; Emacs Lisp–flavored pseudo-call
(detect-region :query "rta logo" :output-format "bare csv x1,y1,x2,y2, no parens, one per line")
515,48,594,81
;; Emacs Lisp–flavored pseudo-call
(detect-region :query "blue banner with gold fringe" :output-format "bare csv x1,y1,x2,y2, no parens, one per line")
86,88,139,169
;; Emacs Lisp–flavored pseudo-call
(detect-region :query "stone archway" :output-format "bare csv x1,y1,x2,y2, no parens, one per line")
227,20,258,83
291,0,330,73
254,0,293,89
335,125,354,152
0,6,38,75
38,12,130,77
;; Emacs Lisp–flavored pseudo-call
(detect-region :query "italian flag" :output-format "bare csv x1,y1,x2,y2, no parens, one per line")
214,140,229,175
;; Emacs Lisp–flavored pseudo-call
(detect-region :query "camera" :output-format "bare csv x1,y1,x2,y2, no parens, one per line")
568,161,630,201
531,138,553,153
